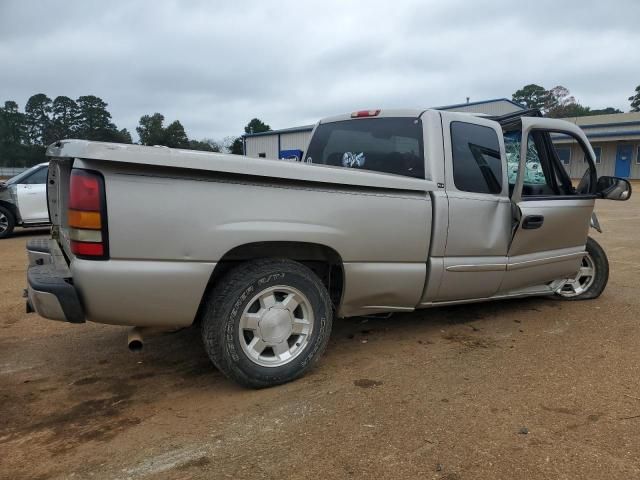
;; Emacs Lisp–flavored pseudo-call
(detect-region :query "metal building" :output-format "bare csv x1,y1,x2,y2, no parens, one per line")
555,111,640,179
431,98,525,116
244,125,314,161
243,98,524,161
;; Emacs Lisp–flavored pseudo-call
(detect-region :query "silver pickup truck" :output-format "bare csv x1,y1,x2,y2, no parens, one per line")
26,108,631,388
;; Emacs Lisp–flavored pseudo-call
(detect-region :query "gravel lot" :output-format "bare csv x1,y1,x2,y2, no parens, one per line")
1,194,639,480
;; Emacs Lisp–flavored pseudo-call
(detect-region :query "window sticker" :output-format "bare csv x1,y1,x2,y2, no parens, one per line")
341,152,366,168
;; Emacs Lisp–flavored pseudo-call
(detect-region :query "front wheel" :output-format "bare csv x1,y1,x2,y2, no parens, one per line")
554,236,609,300
0,206,15,239
201,259,333,388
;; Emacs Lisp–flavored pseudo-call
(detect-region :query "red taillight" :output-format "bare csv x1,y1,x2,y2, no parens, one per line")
68,169,108,259
70,240,104,257
69,170,101,210
351,109,381,118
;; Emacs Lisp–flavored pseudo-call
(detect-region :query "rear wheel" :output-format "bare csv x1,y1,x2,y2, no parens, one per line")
201,259,333,388
0,206,15,239
554,236,609,300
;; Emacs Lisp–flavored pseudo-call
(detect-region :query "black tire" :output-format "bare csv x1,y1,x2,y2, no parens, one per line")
0,205,15,239
201,258,333,388
554,236,609,300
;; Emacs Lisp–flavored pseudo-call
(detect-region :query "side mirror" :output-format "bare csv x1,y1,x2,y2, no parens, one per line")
596,176,632,201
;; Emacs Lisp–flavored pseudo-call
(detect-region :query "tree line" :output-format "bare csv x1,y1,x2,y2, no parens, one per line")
0,94,134,167
511,83,640,117
3,85,639,168
0,94,231,168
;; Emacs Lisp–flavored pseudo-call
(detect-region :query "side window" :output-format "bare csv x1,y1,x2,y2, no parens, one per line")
586,146,601,164
556,147,571,166
507,129,587,197
22,167,47,185
450,122,502,194
551,133,596,195
504,131,548,186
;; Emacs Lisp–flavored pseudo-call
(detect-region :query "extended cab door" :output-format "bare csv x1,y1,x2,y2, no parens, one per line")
435,112,512,301
16,166,49,224
500,117,597,292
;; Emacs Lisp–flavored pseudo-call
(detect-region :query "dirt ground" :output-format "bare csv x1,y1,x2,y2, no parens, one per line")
1,195,639,480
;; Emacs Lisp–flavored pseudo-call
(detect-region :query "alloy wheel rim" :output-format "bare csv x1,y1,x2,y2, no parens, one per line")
0,212,8,233
238,285,314,367
556,253,596,297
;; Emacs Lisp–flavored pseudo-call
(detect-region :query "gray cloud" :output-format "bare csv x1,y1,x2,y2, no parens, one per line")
1,0,639,141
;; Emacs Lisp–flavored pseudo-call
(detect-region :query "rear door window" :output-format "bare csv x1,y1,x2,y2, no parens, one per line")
304,118,424,179
450,122,502,194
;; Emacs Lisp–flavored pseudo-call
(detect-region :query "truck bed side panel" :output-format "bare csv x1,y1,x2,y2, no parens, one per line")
72,160,433,325
95,161,431,264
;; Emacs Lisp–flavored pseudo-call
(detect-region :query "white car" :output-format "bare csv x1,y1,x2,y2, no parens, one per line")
0,163,50,238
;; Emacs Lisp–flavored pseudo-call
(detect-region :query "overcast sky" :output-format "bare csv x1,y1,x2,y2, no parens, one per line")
1,0,639,141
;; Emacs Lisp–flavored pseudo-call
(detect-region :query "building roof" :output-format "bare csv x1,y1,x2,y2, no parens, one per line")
559,111,640,142
243,124,315,138
433,97,525,111
562,111,640,126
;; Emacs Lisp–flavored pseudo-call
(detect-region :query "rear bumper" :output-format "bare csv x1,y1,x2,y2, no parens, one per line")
27,237,54,266
26,239,85,323
25,237,215,328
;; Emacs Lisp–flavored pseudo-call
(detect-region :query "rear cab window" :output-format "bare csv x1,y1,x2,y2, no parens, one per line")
304,117,425,179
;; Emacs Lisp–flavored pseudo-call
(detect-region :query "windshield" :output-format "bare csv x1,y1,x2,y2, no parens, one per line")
5,165,44,185
304,117,424,179
503,130,547,186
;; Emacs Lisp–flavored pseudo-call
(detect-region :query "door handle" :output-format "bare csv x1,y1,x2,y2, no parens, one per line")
522,215,544,229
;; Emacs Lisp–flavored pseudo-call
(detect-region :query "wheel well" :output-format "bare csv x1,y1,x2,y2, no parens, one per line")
198,242,345,319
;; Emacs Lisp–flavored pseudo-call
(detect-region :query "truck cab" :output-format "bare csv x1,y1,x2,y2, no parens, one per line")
304,108,628,304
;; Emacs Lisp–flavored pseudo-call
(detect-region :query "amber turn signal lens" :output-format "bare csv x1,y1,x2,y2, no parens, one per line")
68,209,101,229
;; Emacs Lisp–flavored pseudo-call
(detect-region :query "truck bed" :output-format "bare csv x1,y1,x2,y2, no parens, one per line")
46,140,435,192
42,140,436,326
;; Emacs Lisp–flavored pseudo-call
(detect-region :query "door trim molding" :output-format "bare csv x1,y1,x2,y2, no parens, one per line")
446,263,506,272
508,251,585,271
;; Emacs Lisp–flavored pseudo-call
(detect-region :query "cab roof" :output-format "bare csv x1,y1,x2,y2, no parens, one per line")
318,108,488,124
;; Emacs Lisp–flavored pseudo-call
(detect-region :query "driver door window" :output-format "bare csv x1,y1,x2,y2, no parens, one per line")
504,131,547,189
504,130,574,197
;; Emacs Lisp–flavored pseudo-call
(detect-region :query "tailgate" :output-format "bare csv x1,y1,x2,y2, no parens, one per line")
47,158,74,259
